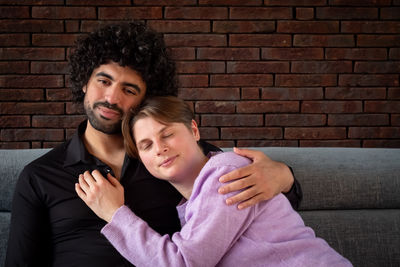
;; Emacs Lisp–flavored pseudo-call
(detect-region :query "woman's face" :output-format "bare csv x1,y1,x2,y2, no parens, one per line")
133,116,203,183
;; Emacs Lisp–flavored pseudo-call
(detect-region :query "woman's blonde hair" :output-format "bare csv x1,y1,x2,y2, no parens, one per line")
122,96,195,158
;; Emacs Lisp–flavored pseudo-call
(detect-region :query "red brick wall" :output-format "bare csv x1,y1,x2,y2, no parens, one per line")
1,0,399,149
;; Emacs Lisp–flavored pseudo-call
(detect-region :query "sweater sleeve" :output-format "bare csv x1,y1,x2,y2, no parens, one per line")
101,154,255,267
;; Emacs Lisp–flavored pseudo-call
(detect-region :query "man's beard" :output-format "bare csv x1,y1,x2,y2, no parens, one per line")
84,100,124,135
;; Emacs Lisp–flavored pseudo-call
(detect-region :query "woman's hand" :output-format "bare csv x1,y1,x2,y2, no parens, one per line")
75,170,125,223
218,147,294,210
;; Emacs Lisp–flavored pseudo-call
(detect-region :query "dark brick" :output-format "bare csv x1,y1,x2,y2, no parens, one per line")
221,127,282,139
285,127,346,139
0,75,64,88
0,89,44,101
31,62,69,74
0,102,64,115
262,48,323,60
32,34,82,46
0,19,63,32
326,48,387,60
0,62,29,74
195,101,236,113
179,87,240,100
176,61,225,74
342,21,400,33
365,101,400,113
0,7,29,18
148,20,210,33
213,21,275,33
328,114,389,126
275,74,337,87
325,87,386,99
197,48,259,60
316,7,378,19
381,7,400,19
278,21,338,33
165,34,226,47
227,62,289,73
199,127,219,139
302,101,362,113
389,48,400,60
32,115,86,128
265,114,326,126
261,87,323,100
237,140,298,147
339,74,399,86
169,48,195,60
0,142,30,149
1,129,64,141
46,89,73,101
295,8,314,20
300,140,361,147
230,7,291,19
230,34,291,47
294,34,355,47
0,116,30,127
349,127,400,138
165,7,227,19
201,114,263,126
0,48,65,60
358,35,400,47
292,61,352,73
388,88,400,99
210,74,273,87
32,7,96,19
363,140,400,148
178,75,209,87
241,88,260,100
237,101,299,113
0,34,29,46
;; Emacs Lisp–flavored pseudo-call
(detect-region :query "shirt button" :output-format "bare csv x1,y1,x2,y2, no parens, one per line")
105,167,111,173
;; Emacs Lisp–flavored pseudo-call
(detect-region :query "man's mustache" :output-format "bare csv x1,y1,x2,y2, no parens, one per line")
93,102,123,116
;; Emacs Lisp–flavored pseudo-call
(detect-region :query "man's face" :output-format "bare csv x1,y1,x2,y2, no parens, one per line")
83,62,147,134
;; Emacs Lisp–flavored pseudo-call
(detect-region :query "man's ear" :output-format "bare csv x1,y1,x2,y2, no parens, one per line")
191,119,200,141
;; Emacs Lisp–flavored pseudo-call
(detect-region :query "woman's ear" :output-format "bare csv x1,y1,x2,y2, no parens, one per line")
191,119,200,141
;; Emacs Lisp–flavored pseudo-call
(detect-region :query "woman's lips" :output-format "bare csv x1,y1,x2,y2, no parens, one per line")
159,155,178,167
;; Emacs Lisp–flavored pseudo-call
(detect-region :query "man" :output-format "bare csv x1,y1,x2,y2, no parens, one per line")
5,22,301,267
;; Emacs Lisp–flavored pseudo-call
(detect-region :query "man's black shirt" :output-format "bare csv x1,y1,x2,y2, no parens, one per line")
5,121,301,267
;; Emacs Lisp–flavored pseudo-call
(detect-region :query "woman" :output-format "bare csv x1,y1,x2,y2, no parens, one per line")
76,96,352,267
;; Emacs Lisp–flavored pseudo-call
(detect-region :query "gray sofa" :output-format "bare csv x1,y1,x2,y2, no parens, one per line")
1,147,399,266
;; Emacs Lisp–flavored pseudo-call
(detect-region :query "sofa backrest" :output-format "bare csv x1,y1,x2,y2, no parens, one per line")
1,148,400,266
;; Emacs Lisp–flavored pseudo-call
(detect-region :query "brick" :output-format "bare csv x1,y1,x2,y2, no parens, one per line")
365,101,400,113
390,48,400,60
328,114,389,126
213,21,275,33
227,62,289,73
330,0,391,5
241,87,260,100
363,140,400,148
1,129,64,141
355,62,400,73
326,48,387,60
230,34,291,47
316,7,378,19
275,74,337,87
0,7,29,18
285,127,346,139
31,62,69,74
0,142,30,149
0,0,62,3
381,7,400,19
43,142,63,148
265,114,326,126
197,48,259,60
221,127,282,139
325,87,386,100
65,20,79,33
199,127,219,139
46,89,73,101
262,48,323,60
32,115,86,128
339,74,399,86
300,140,361,147
0,19,63,32
0,34,29,46
302,101,362,113
0,62,29,74
349,127,400,138
0,75,64,88
201,114,263,126
264,0,326,6
165,7,227,19
66,102,84,114
164,34,226,47
237,140,298,147
207,140,235,148
294,35,355,47
0,116,30,127
342,21,400,33
31,142,42,148
176,61,225,74
237,101,299,113
195,101,235,113
292,61,352,73
261,87,323,100
230,7,291,19
210,74,273,87
66,129,75,139
32,34,82,46
296,8,314,20
66,0,130,4
80,20,118,33
179,87,240,100
392,114,400,125
148,20,210,33
358,35,400,47
388,88,400,99
169,48,195,60
0,89,44,101
178,75,208,87
278,21,338,33
32,7,96,19
0,48,65,60
1,102,64,115
199,0,261,5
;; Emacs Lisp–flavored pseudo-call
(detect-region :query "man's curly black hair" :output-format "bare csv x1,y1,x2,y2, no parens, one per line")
69,21,177,102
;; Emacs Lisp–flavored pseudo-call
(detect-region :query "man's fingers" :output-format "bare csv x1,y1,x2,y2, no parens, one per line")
237,194,264,210
75,183,86,198
218,175,254,194
219,165,252,183
224,186,259,206
78,174,90,191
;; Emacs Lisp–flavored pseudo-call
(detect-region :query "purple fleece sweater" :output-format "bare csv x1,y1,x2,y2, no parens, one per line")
101,151,352,267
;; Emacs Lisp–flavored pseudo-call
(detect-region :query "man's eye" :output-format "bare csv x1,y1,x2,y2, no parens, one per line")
98,79,110,85
125,88,138,95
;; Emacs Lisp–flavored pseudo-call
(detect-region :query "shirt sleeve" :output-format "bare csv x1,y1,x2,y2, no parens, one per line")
5,166,52,267
101,165,255,267
282,166,303,210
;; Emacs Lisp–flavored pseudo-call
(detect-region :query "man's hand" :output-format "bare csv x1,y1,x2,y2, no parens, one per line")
218,147,294,210
75,170,124,223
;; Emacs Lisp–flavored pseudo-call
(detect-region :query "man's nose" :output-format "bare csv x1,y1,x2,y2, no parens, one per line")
104,85,121,104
